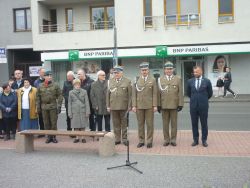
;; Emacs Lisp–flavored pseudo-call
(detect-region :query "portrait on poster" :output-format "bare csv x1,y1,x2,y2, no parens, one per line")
212,55,228,73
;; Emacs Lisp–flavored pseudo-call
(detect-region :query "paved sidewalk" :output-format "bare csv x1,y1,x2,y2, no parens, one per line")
1,130,250,157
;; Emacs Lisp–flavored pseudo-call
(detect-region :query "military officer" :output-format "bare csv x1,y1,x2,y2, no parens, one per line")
158,61,184,147
106,66,132,146
132,62,157,148
36,71,63,143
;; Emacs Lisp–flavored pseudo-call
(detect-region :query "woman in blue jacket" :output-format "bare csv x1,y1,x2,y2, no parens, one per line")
0,83,17,141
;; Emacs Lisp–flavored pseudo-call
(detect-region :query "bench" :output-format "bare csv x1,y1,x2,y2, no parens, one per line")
15,130,115,157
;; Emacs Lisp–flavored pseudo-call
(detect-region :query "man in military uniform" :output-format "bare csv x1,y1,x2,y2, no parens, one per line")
36,71,63,143
158,61,184,147
132,62,157,148
106,66,132,146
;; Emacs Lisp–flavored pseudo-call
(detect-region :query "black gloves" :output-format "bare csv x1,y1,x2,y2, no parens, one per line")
157,106,161,113
177,106,183,112
57,107,61,114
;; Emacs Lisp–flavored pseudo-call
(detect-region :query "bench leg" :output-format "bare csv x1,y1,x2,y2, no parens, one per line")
99,132,115,157
16,132,34,153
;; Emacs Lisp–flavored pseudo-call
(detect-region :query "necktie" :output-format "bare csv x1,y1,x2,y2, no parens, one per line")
197,78,200,89
168,76,171,81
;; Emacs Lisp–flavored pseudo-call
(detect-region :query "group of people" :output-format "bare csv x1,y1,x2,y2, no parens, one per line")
0,61,214,148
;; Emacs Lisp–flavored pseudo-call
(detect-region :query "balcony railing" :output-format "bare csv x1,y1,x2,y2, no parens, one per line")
40,21,114,33
143,13,201,30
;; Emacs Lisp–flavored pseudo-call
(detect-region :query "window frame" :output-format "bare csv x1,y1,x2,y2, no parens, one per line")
90,5,114,30
65,8,74,31
164,0,200,26
143,0,153,27
218,0,234,23
13,7,31,32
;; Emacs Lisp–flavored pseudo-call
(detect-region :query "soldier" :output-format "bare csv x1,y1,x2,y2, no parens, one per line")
132,62,157,148
36,71,63,144
158,61,184,147
106,66,132,146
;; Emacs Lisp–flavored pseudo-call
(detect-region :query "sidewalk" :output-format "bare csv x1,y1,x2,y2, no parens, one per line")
1,130,250,157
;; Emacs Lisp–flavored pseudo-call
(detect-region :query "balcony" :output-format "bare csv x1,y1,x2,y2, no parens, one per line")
40,21,114,33
143,13,201,30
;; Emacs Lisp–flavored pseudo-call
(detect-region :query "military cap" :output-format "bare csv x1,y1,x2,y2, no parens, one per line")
164,61,174,69
73,78,81,85
139,62,149,69
44,70,52,76
113,66,123,73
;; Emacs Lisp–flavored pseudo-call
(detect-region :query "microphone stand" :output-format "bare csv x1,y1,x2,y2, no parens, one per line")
107,112,143,174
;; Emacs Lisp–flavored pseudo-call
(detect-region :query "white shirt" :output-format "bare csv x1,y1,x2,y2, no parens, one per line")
22,86,31,109
165,75,173,81
195,76,202,89
142,75,148,82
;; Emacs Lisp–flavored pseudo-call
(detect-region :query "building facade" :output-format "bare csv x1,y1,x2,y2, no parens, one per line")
31,0,250,94
0,0,42,85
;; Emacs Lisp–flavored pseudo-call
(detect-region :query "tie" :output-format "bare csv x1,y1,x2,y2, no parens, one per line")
197,78,200,90
168,76,171,81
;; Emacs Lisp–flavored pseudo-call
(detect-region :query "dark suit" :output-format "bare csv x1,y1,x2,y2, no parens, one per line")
187,77,213,143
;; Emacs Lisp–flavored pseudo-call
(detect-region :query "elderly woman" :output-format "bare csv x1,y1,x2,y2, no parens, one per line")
17,78,38,131
0,83,17,141
68,79,90,143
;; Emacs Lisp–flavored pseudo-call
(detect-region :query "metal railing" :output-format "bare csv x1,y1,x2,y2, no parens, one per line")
40,21,114,33
143,13,201,30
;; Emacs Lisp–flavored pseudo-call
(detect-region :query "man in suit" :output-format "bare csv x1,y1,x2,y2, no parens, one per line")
158,61,184,146
132,62,157,148
106,66,132,146
187,66,213,147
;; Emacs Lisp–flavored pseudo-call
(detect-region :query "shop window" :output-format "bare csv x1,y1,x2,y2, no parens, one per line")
164,0,200,26
13,8,31,32
143,0,153,28
91,6,114,30
218,0,234,23
66,8,73,31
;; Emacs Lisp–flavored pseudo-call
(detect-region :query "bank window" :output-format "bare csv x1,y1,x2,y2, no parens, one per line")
218,0,234,23
164,0,200,26
91,6,114,30
66,8,73,31
143,0,153,28
13,8,31,32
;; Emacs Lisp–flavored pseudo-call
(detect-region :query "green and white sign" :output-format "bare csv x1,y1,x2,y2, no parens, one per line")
156,46,168,58
69,50,79,61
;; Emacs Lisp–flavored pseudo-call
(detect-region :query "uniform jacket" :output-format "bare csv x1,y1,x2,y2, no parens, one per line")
0,92,17,118
106,77,132,110
62,80,74,108
132,75,157,109
17,87,38,120
68,88,90,129
158,75,184,109
36,81,63,111
187,77,213,111
90,80,109,115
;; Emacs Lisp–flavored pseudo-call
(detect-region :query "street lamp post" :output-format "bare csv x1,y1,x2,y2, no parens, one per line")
112,22,118,67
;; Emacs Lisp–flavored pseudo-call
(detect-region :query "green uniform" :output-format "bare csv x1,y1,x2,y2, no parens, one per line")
36,82,63,130
132,75,157,144
158,75,184,144
106,77,132,142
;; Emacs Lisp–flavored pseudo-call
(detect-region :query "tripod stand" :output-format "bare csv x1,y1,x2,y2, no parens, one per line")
107,112,143,174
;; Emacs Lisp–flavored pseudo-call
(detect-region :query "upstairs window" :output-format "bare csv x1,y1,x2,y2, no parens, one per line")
164,0,200,26
143,0,153,27
13,8,31,32
66,8,73,31
91,6,114,30
218,0,234,23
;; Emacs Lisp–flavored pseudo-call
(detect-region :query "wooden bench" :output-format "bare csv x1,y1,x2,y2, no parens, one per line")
16,130,115,157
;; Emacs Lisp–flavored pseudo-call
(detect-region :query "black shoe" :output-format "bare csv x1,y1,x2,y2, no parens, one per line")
52,137,58,143
73,139,79,143
147,143,153,148
45,137,52,144
82,139,86,143
115,141,121,145
202,141,208,147
38,135,45,138
123,141,128,146
70,135,76,138
137,143,144,148
170,142,177,146
163,142,169,146
4,135,10,141
191,141,199,146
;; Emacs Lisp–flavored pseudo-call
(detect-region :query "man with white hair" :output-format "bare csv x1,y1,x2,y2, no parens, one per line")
62,71,75,131
90,70,110,132
77,69,95,131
